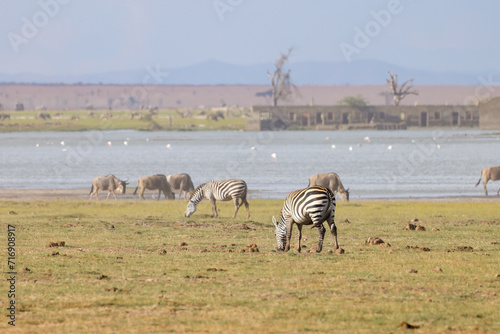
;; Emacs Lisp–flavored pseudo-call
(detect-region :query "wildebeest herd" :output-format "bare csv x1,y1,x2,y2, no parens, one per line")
89,166,499,252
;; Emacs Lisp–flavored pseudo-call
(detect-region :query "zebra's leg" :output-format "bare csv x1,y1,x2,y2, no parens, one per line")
326,213,339,250
284,216,294,252
211,198,218,218
315,224,326,253
232,197,241,218
244,199,250,219
296,224,303,252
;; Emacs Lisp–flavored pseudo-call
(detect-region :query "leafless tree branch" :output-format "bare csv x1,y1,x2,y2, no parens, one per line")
267,47,297,106
386,71,418,106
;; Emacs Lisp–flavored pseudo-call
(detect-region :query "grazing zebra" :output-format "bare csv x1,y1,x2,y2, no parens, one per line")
272,186,338,253
185,179,250,219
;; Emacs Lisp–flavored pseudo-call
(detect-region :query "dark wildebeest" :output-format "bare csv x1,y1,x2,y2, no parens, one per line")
475,166,500,196
167,173,195,199
89,175,128,200
308,172,349,202
37,112,51,120
133,174,175,200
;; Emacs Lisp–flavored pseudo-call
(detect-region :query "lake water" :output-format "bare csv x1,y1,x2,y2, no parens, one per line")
0,129,499,199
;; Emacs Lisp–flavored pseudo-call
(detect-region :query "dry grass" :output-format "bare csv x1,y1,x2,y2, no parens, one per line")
0,199,498,333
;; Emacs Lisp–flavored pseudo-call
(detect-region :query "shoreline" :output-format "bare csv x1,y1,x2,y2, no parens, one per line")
0,188,498,202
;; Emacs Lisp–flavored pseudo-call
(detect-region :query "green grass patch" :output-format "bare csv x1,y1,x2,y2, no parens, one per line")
0,200,498,333
0,109,246,132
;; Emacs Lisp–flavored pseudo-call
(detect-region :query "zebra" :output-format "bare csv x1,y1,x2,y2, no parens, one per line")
272,186,338,253
185,179,250,219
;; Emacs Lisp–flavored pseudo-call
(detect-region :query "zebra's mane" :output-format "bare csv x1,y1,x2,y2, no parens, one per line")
189,182,207,200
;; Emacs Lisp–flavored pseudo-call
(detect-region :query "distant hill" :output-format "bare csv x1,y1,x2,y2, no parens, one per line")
0,59,496,86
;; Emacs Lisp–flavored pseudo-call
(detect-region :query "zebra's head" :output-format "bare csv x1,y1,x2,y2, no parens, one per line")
185,184,204,218
272,216,286,251
185,200,196,218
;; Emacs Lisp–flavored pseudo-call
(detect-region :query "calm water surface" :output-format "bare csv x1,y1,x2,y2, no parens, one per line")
0,129,499,199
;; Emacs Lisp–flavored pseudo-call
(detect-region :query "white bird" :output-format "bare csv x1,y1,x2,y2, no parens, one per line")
436,144,441,149
250,146,256,150
35,143,39,148
123,141,128,146
107,141,112,147
331,144,336,149
387,145,393,150
166,144,172,149
349,146,353,151
271,153,277,162
60,141,65,146
363,136,370,142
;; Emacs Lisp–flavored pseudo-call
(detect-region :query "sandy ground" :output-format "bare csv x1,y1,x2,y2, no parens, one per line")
0,188,498,202
0,188,91,201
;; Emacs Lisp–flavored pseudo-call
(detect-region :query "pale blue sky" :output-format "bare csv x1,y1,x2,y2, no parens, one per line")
1,0,499,76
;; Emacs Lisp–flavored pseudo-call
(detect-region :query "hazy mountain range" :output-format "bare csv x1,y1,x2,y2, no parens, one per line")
0,59,496,86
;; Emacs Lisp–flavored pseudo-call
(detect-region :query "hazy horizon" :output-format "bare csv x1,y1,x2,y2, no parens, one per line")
1,1,500,84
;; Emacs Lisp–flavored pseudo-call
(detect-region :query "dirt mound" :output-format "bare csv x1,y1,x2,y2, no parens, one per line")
403,224,426,231
448,246,474,252
48,241,65,247
244,243,259,252
406,245,431,251
365,237,391,247
397,321,420,329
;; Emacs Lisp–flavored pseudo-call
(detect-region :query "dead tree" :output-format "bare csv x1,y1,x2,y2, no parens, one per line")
386,71,418,106
267,47,297,106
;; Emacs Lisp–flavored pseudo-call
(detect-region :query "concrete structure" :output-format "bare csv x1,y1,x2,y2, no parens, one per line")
479,97,500,130
247,105,479,131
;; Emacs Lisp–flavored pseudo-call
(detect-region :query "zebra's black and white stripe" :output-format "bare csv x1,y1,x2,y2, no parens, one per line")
185,179,250,218
272,186,338,252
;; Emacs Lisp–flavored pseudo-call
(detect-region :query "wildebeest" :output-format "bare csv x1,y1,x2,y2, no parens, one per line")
37,112,51,120
133,174,175,200
308,172,349,201
167,173,195,199
89,175,128,200
475,166,500,196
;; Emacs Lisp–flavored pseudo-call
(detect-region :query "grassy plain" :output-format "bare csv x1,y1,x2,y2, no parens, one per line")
0,109,246,132
0,199,499,333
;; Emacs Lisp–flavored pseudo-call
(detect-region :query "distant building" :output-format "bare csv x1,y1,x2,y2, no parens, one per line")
479,97,500,130
246,105,479,131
